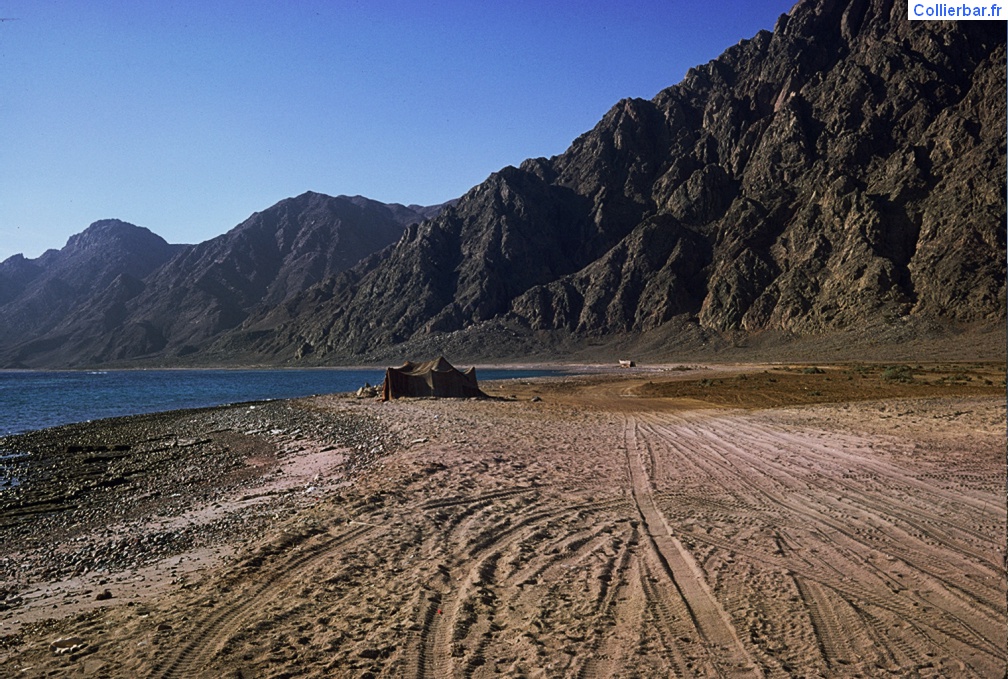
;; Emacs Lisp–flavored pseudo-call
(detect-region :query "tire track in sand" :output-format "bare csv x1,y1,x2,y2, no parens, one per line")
658,412,1006,666
410,494,620,678
623,414,762,678
573,525,641,679
793,575,875,670
153,523,374,679
635,408,1006,677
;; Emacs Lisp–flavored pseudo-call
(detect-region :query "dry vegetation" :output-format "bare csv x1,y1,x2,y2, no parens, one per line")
617,362,1003,408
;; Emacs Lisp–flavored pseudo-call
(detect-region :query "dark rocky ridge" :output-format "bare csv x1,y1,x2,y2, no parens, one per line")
226,0,1005,363
0,221,183,348
0,194,444,367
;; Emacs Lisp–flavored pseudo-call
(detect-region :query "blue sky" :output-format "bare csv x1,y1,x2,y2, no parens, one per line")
0,1,795,261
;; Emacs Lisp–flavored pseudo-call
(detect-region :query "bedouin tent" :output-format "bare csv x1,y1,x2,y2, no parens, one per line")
382,356,486,400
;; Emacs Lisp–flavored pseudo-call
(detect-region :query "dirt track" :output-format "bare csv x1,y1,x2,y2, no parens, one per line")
1,365,1005,677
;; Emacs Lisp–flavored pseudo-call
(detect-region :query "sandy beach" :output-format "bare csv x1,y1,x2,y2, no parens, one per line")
1,363,1005,677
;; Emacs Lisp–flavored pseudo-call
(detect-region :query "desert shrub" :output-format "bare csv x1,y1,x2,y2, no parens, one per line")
881,365,914,382
802,366,824,374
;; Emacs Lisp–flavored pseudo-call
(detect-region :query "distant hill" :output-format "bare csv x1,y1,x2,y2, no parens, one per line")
0,194,447,367
0,220,184,351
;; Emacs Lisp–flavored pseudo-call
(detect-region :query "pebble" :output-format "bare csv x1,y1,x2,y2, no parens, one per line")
0,398,398,605
50,636,87,654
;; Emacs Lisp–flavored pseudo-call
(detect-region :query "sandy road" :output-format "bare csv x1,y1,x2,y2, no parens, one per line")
2,371,1004,678
622,414,762,678
632,404,1006,677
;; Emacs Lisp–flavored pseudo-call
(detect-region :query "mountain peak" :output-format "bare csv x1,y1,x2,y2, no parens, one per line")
65,219,172,254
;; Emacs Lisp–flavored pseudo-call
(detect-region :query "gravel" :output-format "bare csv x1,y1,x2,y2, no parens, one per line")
0,396,398,603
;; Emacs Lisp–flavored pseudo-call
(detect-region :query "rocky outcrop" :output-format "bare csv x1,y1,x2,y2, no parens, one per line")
517,0,1005,338
122,192,425,354
0,221,182,348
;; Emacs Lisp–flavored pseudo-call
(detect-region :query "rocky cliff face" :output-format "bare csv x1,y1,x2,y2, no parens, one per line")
234,0,1004,363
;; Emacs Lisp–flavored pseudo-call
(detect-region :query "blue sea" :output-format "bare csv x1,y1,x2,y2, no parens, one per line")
0,367,563,436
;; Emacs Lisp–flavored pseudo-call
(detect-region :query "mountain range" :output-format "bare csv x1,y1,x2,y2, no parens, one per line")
1,0,1004,368
0,195,446,366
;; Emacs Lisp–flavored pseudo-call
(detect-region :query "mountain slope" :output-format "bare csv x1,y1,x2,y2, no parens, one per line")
124,192,426,354
229,0,1004,363
0,221,182,348
0,194,443,367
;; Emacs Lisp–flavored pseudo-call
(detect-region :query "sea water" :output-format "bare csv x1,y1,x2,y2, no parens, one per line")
0,367,563,436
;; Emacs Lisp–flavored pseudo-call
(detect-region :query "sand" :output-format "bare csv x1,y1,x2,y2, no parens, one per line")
1,363,1005,677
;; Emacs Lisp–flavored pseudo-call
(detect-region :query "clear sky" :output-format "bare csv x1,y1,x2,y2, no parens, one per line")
0,0,796,261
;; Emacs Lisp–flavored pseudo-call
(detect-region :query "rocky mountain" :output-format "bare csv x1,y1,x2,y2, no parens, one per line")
223,0,1005,363
2,0,1003,368
0,221,183,348
113,192,433,358
0,194,443,367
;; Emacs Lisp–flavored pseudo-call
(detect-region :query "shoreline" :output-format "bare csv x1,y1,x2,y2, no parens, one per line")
0,365,583,437
3,358,1002,436
2,364,1005,676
